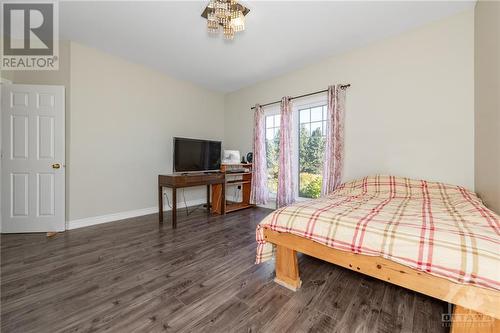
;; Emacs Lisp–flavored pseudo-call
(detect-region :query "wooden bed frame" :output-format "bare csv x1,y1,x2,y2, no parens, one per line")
263,227,500,333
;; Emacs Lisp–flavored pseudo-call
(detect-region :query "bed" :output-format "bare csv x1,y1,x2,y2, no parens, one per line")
256,175,500,333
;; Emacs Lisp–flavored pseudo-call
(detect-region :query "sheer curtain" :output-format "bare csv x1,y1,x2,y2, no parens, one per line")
277,97,296,208
321,85,346,196
250,104,269,205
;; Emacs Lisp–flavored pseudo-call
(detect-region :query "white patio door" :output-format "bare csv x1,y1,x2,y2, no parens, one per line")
1,84,65,233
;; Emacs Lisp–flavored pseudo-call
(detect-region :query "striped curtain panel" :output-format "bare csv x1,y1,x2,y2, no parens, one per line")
250,104,269,205
277,97,296,208
321,85,346,196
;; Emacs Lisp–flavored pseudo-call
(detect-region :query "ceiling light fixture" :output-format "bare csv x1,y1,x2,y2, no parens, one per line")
201,0,250,40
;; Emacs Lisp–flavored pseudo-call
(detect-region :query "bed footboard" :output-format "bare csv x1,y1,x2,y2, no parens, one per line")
263,228,500,318
264,227,500,332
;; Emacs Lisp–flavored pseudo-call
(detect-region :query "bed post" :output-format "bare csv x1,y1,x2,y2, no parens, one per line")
450,305,500,333
274,244,302,291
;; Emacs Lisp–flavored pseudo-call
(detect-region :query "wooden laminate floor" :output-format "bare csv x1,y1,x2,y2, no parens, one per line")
1,207,449,333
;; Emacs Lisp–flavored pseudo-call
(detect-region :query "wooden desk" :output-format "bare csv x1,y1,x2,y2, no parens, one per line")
158,173,225,228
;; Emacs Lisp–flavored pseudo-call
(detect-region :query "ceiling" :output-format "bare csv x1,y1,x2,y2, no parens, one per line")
60,1,475,92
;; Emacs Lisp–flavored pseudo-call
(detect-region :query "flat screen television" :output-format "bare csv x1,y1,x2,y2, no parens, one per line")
173,137,222,173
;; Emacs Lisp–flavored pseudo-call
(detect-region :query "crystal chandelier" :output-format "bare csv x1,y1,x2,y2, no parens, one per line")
201,0,250,40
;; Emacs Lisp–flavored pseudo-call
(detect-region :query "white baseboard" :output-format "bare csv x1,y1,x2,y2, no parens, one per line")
67,198,206,230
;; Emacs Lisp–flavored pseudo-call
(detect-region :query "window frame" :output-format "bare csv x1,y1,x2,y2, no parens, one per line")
263,105,281,199
262,94,328,201
293,96,328,200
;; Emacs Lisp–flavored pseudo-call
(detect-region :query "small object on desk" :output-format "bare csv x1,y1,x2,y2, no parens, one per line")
241,155,247,164
222,150,240,164
246,152,253,163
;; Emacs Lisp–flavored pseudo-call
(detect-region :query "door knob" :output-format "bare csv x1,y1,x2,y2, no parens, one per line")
52,163,61,169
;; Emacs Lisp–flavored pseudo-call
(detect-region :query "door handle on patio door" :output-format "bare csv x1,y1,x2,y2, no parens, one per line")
52,163,61,169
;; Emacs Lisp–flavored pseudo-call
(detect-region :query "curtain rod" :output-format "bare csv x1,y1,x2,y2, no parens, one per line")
250,84,351,110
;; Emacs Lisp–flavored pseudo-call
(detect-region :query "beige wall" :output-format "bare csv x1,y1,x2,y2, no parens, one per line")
474,1,500,213
224,10,475,190
68,43,225,221
2,42,225,223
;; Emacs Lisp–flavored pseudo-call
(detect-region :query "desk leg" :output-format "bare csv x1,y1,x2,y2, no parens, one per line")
158,185,163,223
172,188,177,229
221,182,226,215
206,185,211,212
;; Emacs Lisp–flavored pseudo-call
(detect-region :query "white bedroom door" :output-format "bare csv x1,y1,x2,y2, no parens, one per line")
1,84,65,233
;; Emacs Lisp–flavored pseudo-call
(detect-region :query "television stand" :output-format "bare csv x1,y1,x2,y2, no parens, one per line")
158,173,225,228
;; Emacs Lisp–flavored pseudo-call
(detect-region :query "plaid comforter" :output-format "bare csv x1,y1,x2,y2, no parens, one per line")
256,175,500,291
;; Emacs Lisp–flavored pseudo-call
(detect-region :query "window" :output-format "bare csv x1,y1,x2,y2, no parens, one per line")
299,105,327,198
265,114,280,194
264,100,327,199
